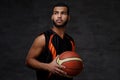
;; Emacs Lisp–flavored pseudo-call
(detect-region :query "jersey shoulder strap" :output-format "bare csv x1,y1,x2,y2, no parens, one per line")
65,33,75,51
43,29,56,60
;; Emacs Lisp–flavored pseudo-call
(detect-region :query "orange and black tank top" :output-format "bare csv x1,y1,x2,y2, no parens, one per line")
36,29,75,80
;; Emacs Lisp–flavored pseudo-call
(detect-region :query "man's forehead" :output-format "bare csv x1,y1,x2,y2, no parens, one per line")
53,7,67,11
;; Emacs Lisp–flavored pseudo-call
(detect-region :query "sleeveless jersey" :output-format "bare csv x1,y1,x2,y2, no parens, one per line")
36,29,75,80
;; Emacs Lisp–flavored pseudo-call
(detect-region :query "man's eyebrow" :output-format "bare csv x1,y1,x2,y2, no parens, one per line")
53,11,58,12
53,11,67,12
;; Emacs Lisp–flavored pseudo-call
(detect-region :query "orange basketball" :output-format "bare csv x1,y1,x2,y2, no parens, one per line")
56,51,84,77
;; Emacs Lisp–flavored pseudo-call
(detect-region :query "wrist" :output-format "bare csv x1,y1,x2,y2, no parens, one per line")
44,63,51,72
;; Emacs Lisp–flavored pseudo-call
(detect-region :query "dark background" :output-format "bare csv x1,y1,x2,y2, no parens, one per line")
0,0,120,80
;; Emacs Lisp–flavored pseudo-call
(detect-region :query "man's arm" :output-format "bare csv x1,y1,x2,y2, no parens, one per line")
25,34,49,70
25,34,66,76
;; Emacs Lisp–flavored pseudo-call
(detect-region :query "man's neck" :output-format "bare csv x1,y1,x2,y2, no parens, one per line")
52,26,66,39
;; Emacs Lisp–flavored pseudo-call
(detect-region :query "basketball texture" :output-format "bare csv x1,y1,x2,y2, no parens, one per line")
56,51,84,77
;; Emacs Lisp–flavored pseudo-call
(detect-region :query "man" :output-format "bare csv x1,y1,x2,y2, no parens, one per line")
25,2,75,80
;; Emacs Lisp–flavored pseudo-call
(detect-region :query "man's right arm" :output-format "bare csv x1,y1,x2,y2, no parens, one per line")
25,34,66,76
25,34,49,71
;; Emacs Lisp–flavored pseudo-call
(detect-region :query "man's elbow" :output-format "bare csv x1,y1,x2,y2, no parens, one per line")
25,58,37,70
25,58,31,67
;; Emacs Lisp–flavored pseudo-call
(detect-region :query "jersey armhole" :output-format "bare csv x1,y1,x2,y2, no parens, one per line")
43,32,49,51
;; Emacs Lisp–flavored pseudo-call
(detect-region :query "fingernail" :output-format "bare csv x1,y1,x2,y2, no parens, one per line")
63,66,66,68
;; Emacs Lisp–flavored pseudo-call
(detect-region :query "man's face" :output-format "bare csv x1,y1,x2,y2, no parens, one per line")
51,6,70,27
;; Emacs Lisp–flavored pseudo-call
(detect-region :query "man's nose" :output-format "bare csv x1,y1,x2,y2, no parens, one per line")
58,13,62,17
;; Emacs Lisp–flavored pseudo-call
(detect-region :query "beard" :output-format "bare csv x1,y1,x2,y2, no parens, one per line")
52,19,68,28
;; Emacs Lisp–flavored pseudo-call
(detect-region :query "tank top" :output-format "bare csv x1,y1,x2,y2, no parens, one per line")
36,29,75,80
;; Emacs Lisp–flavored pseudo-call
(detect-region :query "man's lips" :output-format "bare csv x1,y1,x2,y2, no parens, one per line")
56,19,62,23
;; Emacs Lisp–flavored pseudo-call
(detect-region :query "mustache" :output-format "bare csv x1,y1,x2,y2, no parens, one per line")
52,19,68,28
56,19,63,21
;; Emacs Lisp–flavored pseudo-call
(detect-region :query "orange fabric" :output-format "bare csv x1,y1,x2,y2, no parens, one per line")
48,34,56,78
49,34,75,59
48,34,56,59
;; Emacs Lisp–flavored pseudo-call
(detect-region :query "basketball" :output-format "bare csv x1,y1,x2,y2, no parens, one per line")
56,51,84,77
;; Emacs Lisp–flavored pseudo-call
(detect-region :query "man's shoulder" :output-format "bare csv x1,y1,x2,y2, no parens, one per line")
35,33,45,41
37,29,53,36
37,29,54,43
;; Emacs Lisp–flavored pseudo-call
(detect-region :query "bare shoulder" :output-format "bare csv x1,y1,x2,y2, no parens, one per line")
35,34,45,42
33,34,45,47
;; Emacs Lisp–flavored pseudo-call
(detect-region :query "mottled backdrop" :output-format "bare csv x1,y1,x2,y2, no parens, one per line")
0,0,120,80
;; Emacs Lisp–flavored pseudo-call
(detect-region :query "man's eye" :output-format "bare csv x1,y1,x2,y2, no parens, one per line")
62,12,67,15
54,12,58,14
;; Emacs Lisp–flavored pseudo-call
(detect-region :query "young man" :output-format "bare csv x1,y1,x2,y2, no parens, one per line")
25,3,75,80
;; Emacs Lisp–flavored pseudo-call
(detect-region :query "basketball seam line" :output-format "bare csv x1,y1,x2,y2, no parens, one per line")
57,57,82,65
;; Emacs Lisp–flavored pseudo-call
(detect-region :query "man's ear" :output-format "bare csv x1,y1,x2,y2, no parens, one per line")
51,15,53,20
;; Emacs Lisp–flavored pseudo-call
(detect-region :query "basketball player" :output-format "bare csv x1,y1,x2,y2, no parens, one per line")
25,2,75,80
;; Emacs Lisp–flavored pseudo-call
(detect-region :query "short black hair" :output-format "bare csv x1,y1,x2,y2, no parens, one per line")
52,2,70,15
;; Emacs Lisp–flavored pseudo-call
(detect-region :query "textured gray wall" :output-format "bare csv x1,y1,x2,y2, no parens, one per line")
0,0,120,80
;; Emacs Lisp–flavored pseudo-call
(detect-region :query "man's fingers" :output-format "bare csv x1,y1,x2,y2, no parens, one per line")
60,65,66,69
55,67,67,76
57,64,66,69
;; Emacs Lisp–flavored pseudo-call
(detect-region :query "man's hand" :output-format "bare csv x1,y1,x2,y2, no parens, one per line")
47,55,67,76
